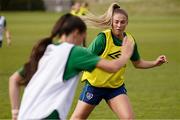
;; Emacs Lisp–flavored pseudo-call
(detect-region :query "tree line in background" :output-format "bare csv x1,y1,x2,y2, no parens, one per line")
0,0,45,11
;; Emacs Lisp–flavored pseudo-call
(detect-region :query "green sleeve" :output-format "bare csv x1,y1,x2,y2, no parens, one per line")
130,41,141,61
17,67,25,78
4,19,7,27
88,33,106,55
63,46,100,80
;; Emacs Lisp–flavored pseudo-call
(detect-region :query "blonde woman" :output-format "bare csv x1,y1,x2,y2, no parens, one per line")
71,3,167,119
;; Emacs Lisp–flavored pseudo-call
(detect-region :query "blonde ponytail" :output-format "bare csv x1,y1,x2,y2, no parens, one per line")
80,2,120,28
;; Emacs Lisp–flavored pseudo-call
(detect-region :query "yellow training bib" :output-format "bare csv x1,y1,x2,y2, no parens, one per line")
82,29,134,88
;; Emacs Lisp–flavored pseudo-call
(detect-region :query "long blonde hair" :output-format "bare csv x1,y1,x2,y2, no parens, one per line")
81,2,128,29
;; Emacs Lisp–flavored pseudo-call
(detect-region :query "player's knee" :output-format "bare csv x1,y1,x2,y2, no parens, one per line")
70,112,87,120
120,112,134,120
73,110,92,120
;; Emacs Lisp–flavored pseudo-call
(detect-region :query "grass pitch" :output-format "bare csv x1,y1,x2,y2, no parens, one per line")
0,0,180,119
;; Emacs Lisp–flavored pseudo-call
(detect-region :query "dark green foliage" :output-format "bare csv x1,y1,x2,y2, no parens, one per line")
0,0,45,11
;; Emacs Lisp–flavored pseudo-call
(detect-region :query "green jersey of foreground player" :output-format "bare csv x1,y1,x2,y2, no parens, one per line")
9,13,135,120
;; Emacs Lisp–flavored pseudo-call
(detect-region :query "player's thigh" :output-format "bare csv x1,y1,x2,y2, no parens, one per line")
107,94,134,119
70,100,95,119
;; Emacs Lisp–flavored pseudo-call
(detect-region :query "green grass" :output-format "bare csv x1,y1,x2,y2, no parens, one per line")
0,0,180,119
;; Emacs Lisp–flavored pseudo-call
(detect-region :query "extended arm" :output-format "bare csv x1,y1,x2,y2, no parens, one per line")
96,36,134,72
96,54,129,73
9,72,24,120
4,27,11,46
132,55,168,69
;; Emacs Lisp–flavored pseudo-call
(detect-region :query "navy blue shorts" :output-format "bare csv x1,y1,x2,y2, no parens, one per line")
79,82,127,105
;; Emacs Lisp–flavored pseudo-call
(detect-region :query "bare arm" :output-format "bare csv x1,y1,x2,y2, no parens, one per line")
4,28,11,46
96,36,134,72
96,55,129,73
132,55,168,69
9,72,24,120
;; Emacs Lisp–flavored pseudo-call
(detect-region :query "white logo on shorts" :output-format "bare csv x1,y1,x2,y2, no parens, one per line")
86,92,93,100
